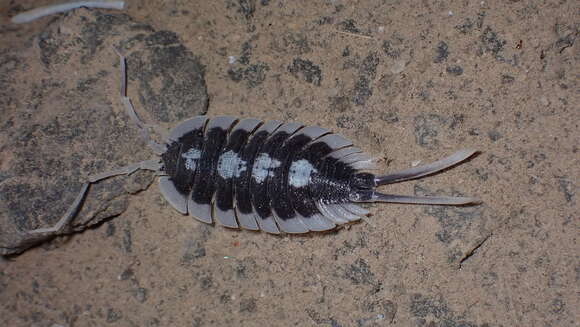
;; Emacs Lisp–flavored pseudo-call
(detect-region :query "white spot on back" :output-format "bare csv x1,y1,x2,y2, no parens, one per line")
182,148,201,171
252,153,281,183
217,150,246,179
288,159,317,188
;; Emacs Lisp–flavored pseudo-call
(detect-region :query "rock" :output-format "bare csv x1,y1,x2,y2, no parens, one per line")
0,8,208,255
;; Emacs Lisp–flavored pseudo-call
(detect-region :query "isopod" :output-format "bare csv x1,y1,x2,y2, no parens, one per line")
27,51,479,237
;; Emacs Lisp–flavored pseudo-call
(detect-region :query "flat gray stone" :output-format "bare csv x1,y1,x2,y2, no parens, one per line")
0,8,208,255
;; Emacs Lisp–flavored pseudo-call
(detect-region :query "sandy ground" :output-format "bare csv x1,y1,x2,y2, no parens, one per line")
0,0,578,326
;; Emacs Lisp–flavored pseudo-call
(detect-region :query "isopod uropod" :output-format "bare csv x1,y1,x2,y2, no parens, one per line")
27,52,479,237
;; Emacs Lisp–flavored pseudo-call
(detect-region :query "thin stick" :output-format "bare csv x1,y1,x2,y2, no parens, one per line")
11,1,125,24
334,30,373,40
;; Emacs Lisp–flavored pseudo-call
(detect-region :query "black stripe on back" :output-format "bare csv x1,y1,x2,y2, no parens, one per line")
289,140,335,218
250,130,293,219
309,156,354,205
234,130,271,215
161,125,206,196
215,127,252,212
269,133,313,220
191,124,232,206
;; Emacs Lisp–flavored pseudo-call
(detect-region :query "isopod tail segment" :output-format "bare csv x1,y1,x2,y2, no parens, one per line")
349,149,480,206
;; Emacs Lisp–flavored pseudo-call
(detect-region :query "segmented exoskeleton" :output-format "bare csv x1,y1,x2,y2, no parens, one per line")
156,116,477,234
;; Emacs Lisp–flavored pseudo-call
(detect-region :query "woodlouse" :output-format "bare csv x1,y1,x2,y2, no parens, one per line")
27,51,479,237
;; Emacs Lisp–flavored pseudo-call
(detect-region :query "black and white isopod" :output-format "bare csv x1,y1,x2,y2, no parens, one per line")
151,116,478,234
27,52,479,237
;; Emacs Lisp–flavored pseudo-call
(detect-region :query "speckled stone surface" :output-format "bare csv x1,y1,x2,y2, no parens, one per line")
0,10,208,254
0,1,577,326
